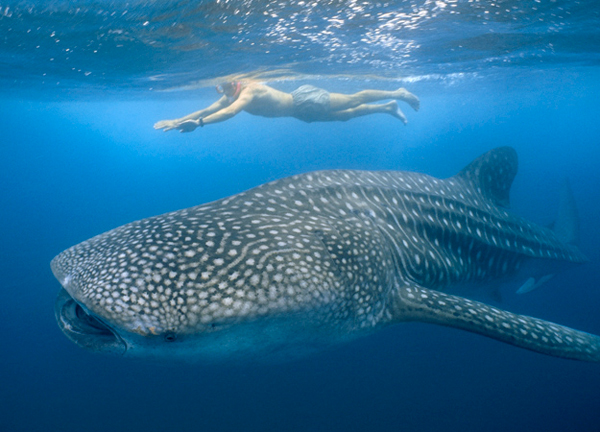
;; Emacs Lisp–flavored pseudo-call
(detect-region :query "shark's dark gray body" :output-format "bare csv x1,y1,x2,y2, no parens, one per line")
51,147,600,362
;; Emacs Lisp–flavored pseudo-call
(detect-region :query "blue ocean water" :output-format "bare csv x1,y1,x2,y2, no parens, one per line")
1,1,600,431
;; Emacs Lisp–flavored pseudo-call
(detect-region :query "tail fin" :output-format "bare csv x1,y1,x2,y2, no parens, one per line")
552,179,580,245
516,180,586,295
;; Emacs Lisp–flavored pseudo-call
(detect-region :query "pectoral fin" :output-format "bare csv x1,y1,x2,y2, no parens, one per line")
392,284,600,362
516,274,555,294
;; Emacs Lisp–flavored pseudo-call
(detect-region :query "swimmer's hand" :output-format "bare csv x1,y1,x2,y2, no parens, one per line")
154,119,200,133
154,119,179,132
176,119,200,133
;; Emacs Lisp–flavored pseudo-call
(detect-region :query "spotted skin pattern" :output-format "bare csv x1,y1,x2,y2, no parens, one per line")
52,147,600,361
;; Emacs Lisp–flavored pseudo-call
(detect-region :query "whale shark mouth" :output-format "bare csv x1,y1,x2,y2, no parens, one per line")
54,288,127,356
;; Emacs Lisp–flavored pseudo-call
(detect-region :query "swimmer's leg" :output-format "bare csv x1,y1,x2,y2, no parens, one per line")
329,88,420,111
325,102,408,124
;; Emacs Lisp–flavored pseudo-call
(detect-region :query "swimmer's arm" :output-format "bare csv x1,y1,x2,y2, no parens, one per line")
177,96,230,121
201,94,251,125
173,92,252,132
154,96,230,131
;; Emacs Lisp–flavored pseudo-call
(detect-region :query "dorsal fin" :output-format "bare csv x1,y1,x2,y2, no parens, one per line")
454,147,518,208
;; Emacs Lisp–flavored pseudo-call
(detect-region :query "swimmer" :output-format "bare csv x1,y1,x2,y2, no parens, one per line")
154,81,420,132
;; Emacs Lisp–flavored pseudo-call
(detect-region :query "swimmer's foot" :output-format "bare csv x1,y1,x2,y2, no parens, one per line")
386,101,408,125
394,88,420,111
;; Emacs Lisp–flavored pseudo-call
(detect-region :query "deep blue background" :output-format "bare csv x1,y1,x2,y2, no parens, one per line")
1,69,600,431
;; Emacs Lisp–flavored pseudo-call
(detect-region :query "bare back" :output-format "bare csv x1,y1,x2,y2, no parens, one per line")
239,83,295,118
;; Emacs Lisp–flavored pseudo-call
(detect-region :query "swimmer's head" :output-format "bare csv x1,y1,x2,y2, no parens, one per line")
216,81,241,98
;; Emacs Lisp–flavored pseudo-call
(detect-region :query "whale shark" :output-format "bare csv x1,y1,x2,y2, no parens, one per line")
51,147,600,362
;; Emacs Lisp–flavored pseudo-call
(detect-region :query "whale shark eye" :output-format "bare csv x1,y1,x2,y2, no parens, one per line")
163,332,177,342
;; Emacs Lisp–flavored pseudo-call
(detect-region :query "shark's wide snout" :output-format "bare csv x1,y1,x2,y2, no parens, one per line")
54,288,127,355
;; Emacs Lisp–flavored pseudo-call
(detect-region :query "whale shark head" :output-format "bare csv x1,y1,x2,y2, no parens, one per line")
51,199,367,360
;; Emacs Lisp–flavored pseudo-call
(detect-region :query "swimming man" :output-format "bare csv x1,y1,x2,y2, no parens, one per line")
154,81,420,133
